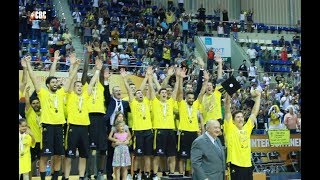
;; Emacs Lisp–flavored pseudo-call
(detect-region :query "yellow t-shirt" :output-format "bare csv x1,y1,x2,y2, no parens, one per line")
130,98,152,131
66,91,91,125
123,96,133,128
178,100,201,132
19,133,35,174
162,48,171,61
37,88,66,124
224,118,254,167
152,98,175,129
25,108,42,142
19,90,22,100
83,82,106,114
201,86,222,122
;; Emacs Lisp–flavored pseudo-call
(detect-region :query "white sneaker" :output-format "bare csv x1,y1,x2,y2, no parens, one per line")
127,174,132,180
137,174,142,180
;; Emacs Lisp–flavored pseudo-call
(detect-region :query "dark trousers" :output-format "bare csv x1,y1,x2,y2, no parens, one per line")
230,163,253,180
106,124,114,179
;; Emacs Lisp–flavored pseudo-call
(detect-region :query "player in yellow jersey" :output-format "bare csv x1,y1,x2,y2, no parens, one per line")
224,90,261,180
82,44,108,180
25,86,42,178
63,58,102,180
201,55,223,124
24,54,80,180
176,68,209,176
149,66,179,179
121,67,154,179
201,55,225,148
121,80,137,179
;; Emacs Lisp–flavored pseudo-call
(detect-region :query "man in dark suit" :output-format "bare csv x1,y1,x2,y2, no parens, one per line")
103,76,130,180
191,120,226,180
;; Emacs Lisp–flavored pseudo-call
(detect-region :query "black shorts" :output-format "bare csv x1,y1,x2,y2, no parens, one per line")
41,124,65,156
133,129,154,156
31,142,41,162
230,163,253,180
88,113,108,151
65,124,90,158
154,129,177,156
177,131,198,159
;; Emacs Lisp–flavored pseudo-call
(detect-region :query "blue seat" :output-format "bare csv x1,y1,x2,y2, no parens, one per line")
269,60,276,64
273,66,280,72
270,26,276,33
41,56,47,61
286,61,293,65
22,39,30,44
29,47,38,53
31,39,39,45
31,56,38,61
40,48,48,53
272,40,278,46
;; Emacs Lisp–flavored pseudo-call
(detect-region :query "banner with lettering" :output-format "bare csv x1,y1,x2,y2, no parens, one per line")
267,129,290,146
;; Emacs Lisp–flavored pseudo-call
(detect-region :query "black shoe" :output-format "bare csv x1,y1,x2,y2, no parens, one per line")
162,172,168,176
133,173,139,180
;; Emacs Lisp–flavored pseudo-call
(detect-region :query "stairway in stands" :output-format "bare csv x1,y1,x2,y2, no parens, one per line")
52,0,84,60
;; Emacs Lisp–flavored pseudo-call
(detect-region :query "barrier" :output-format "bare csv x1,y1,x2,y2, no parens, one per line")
19,70,144,99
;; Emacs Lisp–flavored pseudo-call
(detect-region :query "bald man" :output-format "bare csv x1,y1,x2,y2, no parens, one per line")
191,120,226,180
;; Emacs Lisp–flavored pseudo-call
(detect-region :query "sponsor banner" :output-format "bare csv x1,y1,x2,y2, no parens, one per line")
200,36,231,57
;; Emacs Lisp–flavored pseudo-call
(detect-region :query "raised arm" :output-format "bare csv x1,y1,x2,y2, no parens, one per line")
197,70,209,103
177,68,184,101
24,86,31,111
215,55,223,80
103,67,111,107
152,72,162,91
67,53,78,93
88,58,103,96
171,67,181,101
25,56,41,93
64,59,80,92
19,59,28,94
81,42,93,85
139,66,152,91
249,90,261,124
161,66,175,88
194,57,205,99
224,93,232,122
120,68,134,102
148,69,156,100
49,50,61,77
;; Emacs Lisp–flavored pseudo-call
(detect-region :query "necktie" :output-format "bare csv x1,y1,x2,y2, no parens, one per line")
117,101,122,112
214,139,222,155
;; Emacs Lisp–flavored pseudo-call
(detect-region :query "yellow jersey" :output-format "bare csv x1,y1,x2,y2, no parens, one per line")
151,98,175,129
83,82,106,113
66,91,91,125
178,99,201,132
130,98,153,131
201,86,222,122
224,118,254,167
25,108,42,142
37,88,66,124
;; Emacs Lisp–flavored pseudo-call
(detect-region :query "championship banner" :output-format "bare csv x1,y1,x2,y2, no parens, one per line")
267,129,290,146
19,70,144,98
